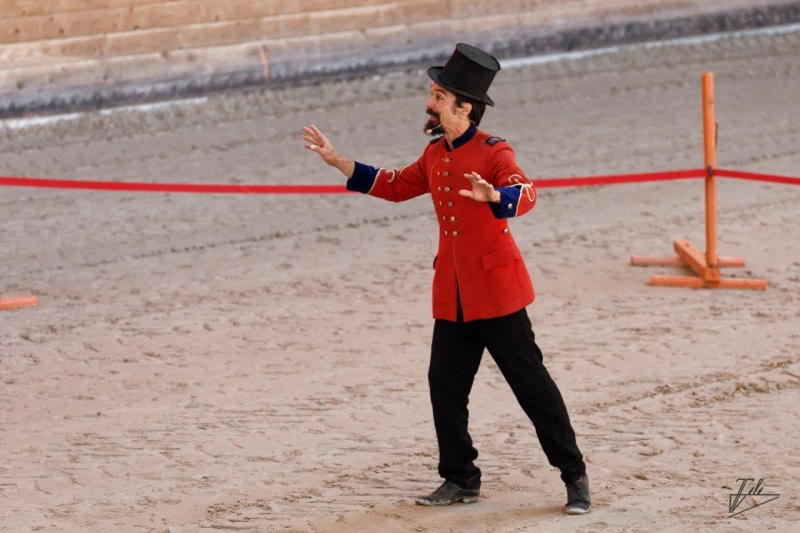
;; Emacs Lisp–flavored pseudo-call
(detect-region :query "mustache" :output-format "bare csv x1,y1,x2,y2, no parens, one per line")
426,109,440,119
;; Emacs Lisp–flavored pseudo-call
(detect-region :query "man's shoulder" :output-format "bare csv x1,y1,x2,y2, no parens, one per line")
475,129,507,147
423,136,445,158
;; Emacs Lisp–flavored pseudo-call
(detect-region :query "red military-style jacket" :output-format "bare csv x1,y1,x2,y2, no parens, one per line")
347,125,537,322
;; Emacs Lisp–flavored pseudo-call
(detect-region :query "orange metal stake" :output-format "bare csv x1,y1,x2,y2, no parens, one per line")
634,72,767,290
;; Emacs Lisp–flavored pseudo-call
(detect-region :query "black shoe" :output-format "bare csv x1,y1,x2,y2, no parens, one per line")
415,480,480,506
565,474,591,515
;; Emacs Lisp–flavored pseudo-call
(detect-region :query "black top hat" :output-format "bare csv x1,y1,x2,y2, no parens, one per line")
427,43,501,106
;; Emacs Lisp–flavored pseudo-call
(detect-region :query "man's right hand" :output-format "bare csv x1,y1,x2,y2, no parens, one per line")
301,124,355,177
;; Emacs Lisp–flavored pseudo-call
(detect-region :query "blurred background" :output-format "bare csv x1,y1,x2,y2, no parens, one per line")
1,0,798,116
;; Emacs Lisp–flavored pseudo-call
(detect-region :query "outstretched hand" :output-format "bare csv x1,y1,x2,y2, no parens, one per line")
460,172,501,203
301,124,355,177
301,124,340,166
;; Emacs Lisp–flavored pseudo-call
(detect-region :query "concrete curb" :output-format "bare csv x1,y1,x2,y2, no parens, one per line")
2,1,799,118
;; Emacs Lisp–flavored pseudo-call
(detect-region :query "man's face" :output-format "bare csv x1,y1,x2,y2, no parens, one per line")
424,82,457,134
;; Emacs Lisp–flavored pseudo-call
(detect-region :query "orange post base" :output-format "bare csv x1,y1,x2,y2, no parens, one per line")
649,275,767,290
0,293,38,310
674,239,716,280
631,256,746,268
633,238,767,290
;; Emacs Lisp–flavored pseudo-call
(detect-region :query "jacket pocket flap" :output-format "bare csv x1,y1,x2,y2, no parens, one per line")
482,246,521,270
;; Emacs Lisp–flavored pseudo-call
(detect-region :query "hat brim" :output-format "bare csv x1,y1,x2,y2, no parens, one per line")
427,67,495,107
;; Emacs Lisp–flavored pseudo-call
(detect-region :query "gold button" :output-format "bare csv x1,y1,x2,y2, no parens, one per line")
450,216,455,222
444,231,448,236
507,203,513,209
452,231,459,237
447,202,453,207
444,172,450,177
442,216,446,220
439,201,442,206
503,228,509,234
445,187,450,192
438,187,442,192
445,158,451,163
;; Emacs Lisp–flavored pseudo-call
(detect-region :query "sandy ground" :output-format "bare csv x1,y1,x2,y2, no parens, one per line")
1,27,800,532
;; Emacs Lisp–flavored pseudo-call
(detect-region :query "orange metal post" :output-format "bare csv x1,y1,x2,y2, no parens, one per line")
631,71,767,290
702,72,720,283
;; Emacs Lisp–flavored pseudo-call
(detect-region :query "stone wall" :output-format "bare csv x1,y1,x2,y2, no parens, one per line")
1,0,798,114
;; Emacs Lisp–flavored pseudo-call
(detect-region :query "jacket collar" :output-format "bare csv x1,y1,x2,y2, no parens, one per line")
445,123,477,151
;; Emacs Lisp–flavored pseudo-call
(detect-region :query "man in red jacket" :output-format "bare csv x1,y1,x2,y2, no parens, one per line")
302,43,590,515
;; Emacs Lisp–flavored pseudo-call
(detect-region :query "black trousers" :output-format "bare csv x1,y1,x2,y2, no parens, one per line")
428,305,586,489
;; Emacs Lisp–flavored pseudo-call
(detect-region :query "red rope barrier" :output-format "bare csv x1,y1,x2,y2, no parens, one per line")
0,169,707,194
535,169,706,188
0,168,797,194
715,168,800,186
0,176,350,194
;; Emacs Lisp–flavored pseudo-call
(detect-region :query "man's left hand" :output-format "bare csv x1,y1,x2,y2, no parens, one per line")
460,172,501,203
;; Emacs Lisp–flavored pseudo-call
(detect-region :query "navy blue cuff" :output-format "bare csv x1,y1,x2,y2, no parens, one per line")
346,161,378,193
489,187,521,218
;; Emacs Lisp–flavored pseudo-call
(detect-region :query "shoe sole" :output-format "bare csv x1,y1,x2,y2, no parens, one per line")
415,496,479,506
565,505,591,515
